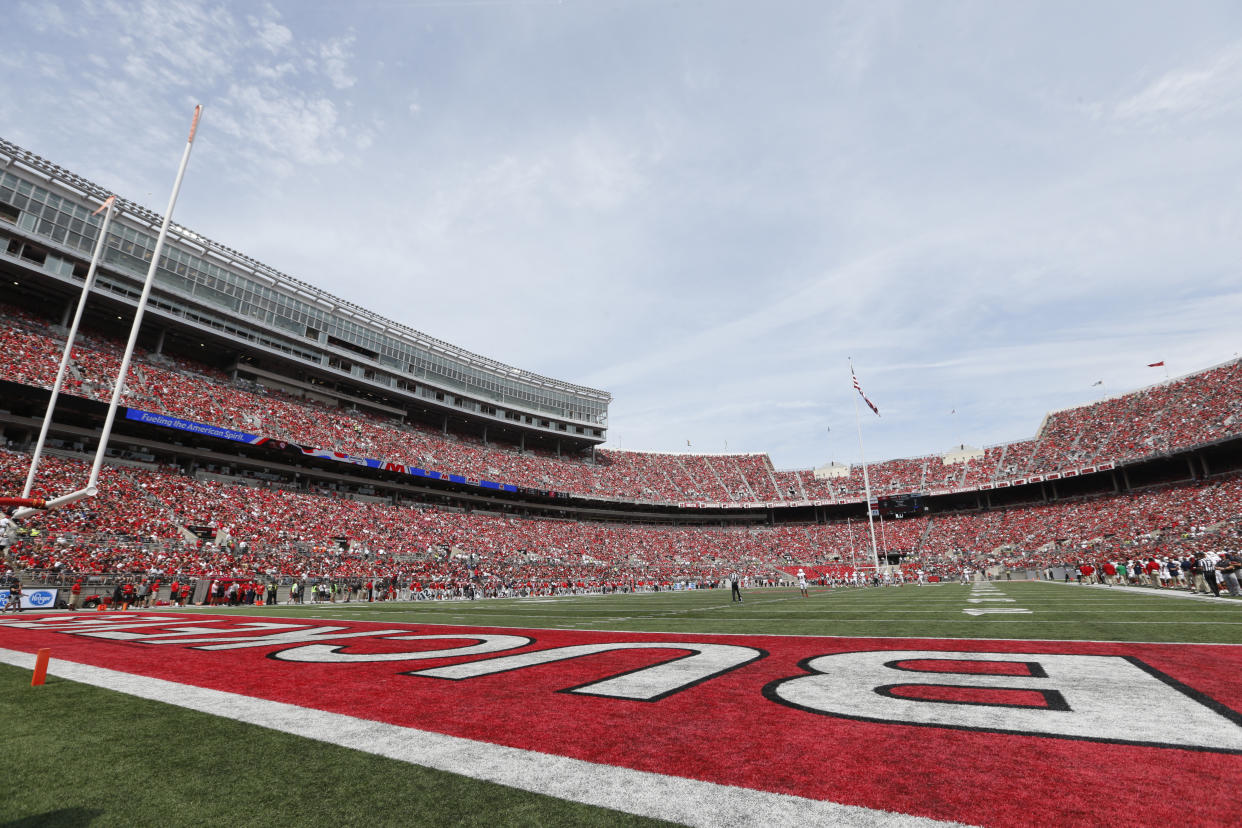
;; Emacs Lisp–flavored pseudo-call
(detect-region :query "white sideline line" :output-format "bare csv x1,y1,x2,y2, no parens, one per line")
0,647,970,828
1033,580,1242,603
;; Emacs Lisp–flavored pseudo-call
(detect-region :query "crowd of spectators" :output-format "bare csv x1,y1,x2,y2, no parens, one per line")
916,476,1242,576
5,447,1240,598
1031,362,1242,471
3,301,1242,508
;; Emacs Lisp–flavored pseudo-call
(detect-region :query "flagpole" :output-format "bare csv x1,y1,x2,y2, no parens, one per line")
22,196,117,498
850,361,881,572
89,105,202,489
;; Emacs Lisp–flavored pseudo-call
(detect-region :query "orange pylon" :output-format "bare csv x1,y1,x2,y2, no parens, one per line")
31,648,50,686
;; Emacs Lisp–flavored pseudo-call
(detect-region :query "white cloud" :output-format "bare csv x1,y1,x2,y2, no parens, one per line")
18,0,69,33
1115,42,1242,121
825,0,896,83
254,61,297,80
556,134,647,211
256,19,293,52
7,0,370,183
215,83,350,167
318,34,357,89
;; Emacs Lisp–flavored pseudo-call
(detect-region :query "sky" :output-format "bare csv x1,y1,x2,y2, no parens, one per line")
3,0,1242,471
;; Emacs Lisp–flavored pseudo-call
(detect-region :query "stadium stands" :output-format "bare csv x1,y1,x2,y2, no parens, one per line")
3,301,1242,508
5,447,1241,595
4,296,1242,603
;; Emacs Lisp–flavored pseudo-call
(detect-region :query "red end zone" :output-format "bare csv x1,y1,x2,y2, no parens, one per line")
3,613,1241,827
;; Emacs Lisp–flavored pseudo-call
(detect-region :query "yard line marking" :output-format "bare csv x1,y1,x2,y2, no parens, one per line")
962,609,1035,616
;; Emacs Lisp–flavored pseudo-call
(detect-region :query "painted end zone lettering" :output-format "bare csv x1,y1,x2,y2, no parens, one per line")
3,614,1242,828
765,650,1242,753
271,635,532,663
411,641,765,701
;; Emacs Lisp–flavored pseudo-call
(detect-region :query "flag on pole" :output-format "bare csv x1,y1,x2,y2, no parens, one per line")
852,369,880,416
1147,361,1165,368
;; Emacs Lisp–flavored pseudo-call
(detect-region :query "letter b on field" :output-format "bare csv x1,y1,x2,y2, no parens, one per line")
769,650,1242,752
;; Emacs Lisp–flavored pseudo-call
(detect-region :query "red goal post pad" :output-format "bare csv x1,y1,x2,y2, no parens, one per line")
0,497,46,509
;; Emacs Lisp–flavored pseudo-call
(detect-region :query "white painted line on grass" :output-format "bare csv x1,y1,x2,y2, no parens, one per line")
1032,581,1242,603
962,609,1034,616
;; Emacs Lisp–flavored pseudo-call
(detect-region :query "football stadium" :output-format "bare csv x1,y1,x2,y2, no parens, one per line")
4,5,1242,827
3,132,1242,826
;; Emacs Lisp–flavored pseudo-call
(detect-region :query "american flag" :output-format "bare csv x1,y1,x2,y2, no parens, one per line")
852,369,880,416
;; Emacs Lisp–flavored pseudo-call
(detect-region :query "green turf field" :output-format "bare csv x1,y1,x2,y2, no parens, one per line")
0,663,671,828
3,580,1240,826
170,580,1242,643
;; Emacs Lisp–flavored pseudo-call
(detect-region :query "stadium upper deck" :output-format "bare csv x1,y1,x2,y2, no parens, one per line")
0,137,611,452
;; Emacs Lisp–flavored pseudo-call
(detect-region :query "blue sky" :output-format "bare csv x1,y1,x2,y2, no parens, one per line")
4,0,1242,470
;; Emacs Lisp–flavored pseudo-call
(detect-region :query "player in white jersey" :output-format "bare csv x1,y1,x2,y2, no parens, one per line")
797,568,809,598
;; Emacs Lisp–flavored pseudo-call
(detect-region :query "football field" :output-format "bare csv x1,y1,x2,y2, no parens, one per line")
164,579,1242,641
3,581,1240,827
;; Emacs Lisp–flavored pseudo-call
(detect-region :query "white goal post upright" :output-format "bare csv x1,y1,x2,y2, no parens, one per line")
89,104,203,491
849,360,882,572
846,516,857,571
878,511,889,562
11,106,203,523
20,196,118,499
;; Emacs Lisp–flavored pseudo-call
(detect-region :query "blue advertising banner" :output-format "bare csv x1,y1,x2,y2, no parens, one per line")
125,409,264,444
124,408,521,496
0,588,59,609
